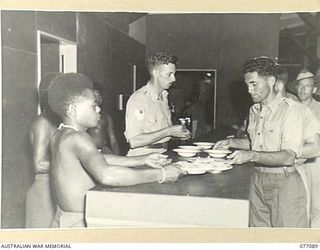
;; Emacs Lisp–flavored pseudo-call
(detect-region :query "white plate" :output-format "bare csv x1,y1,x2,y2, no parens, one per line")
193,142,215,149
209,170,222,174
173,148,200,157
205,149,232,154
179,145,199,150
208,164,233,173
176,161,215,174
205,149,232,158
187,169,207,175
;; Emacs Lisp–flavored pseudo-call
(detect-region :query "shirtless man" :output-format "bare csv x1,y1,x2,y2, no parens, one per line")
48,73,184,228
26,72,61,228
87,89,120,154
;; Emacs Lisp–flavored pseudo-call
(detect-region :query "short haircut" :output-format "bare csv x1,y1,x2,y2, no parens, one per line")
39,72,61,112
146,52,178,73
277,67,289,85
48,73,93,118
243,56,280,78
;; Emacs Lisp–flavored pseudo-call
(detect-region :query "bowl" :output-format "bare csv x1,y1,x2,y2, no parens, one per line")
173,148,200,157
205,149,232,158
179,145,199,150
193,142,215,150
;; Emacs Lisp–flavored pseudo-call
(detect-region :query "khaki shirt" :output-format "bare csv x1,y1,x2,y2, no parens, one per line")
302,98,320,224
124,82,172,156
307,98,320,122
247,96,304,157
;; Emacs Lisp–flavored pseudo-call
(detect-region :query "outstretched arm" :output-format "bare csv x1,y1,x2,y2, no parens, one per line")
102,153,171,168
227,149,296,166
75,133,183,186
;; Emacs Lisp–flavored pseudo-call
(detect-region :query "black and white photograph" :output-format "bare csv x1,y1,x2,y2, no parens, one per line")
1,0,320,241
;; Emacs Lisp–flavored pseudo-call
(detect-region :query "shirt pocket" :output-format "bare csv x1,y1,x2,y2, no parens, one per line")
263,121,281,151
144,113,158,131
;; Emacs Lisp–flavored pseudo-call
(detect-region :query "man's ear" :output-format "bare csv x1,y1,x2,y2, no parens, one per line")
151,67,159,78
66,103,77,117
313,86,317,94
268,75,276,87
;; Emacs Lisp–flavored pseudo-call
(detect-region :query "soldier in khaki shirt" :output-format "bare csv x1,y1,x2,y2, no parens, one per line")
125,52,191,156
215,57,311,227
296,70,320,228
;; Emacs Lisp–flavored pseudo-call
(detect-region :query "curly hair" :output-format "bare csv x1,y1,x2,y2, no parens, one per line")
48,73,93,118
146,52,178,73
243,56,281,78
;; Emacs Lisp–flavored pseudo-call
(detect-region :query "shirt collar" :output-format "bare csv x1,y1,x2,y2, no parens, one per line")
146,82,168,101
251,96,284,114
309,98,317,108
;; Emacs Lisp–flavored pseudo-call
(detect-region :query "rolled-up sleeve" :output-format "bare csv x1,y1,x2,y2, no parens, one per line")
124,96,145,142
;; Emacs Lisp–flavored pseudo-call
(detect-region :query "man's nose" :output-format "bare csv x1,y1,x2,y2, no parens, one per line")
171,74,176,82
96,106,101,113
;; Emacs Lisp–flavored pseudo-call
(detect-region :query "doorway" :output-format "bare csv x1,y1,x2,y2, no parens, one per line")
37,30,77,113
168,69,217,140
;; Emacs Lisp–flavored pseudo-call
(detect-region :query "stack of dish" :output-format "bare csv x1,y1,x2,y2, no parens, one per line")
178,145,199,150
193,142,215,150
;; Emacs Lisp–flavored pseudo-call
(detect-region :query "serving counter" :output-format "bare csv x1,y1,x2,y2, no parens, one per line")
85,160,253,228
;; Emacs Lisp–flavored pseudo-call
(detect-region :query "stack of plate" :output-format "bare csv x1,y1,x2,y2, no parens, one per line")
193,142,215,150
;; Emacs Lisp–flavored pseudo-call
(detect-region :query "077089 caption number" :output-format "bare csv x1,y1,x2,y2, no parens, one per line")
300,244,319,248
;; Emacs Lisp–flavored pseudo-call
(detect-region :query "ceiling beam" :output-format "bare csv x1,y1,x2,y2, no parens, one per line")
280,25,311,36
283,28,320,65
297,13,320,36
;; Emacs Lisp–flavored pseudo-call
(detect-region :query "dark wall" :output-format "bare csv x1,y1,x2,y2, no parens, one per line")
1,10,76,228
77,13,111,112
2,10,145,228
146,13,280,126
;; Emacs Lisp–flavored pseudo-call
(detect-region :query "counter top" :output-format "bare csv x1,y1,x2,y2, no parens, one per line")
86,152,252,227
91,163,253,200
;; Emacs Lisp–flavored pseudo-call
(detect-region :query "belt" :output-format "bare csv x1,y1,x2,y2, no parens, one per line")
145,142,168,149
254,166,296,175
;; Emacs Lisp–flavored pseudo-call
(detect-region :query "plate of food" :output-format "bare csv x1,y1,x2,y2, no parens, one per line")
208,164,233,174
175,161,215,175
187,157,216,164
193,142,215,150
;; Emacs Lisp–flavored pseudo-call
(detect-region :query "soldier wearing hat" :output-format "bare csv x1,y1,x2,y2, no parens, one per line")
296,69,320,228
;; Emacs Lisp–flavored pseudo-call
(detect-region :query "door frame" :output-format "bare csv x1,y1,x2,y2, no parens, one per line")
176,68,217,129
36,30,77,113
